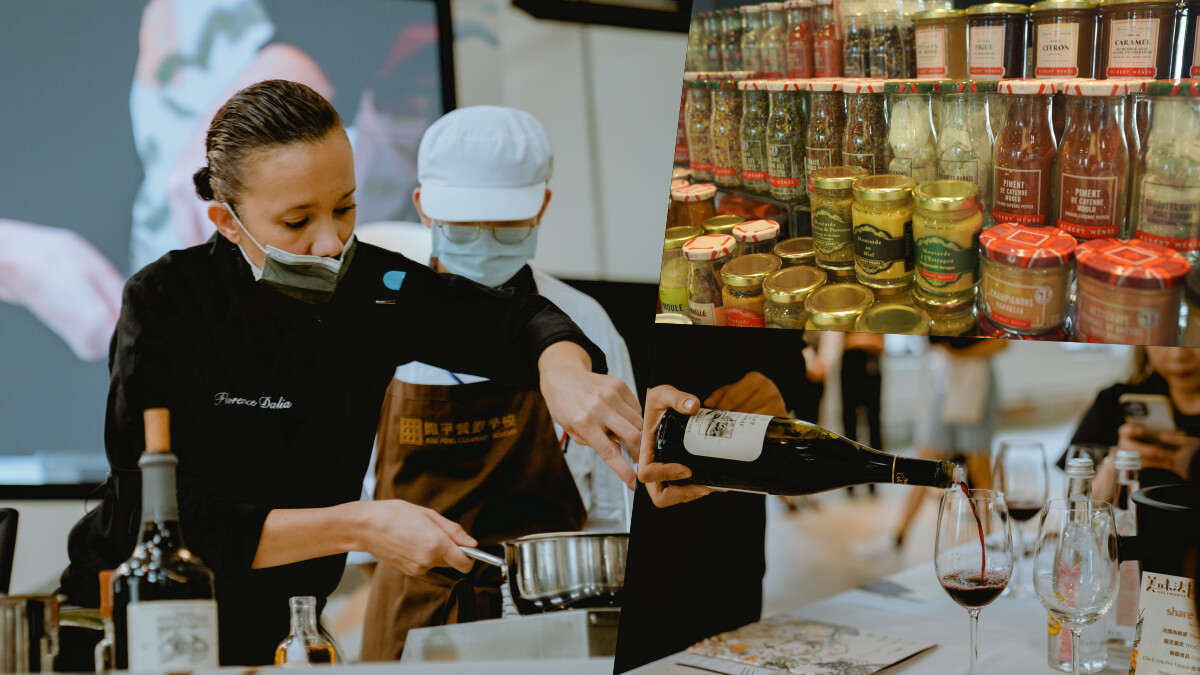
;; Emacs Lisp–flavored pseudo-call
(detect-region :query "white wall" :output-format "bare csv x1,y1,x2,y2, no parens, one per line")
1,500,87,594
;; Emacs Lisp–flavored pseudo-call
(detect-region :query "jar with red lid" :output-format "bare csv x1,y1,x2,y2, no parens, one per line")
684,233,738,326
672,183,719,230
1056,79,1131,240
1075,237,1190,344
733,219,783,256
786,0,815,77
993,79,1058,226
1130,80,1200,262
978,224,1078,336
684,74,714,181
1031,0,1099,79
1097,0,1178,80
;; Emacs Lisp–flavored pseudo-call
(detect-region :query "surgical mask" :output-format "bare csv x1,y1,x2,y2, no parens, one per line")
431,224,538,288
226,203,356,303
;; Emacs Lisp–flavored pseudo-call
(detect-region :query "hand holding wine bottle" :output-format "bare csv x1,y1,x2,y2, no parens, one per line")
638,385,721,508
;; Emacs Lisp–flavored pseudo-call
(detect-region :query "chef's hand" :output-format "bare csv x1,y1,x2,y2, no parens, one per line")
638,385,719,507
1117,423,1198,482
360,500,477,576
538,342,642,489
703,371,789,417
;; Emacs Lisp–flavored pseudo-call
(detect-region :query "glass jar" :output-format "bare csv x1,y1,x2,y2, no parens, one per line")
786,0,815,77
684,233,738,326
684,75,714,181
993,79,1057,226
774,236,817,266
852,174,918,290
914,285,980,335
1185,0,1200,78
703,11,725,71
811,166,870,274
1031,0,1099,78
1097,0,1178,79
886,80,939,183
914,9,969,78
967,3,1030,79
1131,80,1200,262
741,5,765,75
711,75,747,189
733,219,783,255
1123,79,1152,229
675,82,690,167
913,179,983,298
842,0,872,77
721,253,783,327
703,214,746,237
814,0,845,76
842,80,887,175
937,79,998,228
661,226,702,313
766,79,808,202
722,8,745,71
686,12,709,73
1185,265,1200,346
1075,237,1189,344
765,265,828,328
870,0,907,78
739,79,771,195
761,3,789,78
856,303,932,334
1057,79,1131,240
805,80,847,185
978,223,1078,335
805,282,876,330
673,183,719,231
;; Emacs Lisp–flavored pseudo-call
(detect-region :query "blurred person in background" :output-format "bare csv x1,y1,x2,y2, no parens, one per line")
841,332,885,497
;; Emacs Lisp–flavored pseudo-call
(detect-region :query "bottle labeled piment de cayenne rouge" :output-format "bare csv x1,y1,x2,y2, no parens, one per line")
656,408,958,494
112,408,220,671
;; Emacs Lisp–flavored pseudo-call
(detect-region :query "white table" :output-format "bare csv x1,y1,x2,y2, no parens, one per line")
626,563,1126,675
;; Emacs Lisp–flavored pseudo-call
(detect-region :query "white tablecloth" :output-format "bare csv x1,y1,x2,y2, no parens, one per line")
625,563,1126,675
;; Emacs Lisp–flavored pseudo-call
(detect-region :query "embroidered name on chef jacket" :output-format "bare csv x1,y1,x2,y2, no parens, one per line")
213,392,293,409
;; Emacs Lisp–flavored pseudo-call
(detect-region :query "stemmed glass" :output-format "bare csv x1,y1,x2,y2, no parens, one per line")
993,440,1048,597
1033,499,1120,675
935,488,1014,675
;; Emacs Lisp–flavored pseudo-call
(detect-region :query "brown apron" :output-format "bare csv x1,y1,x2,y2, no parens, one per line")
359,377,586,661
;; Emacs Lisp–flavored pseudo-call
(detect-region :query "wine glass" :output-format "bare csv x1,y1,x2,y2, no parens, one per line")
935,488,1014,675
1033,499,1120,675
993,439,1048,597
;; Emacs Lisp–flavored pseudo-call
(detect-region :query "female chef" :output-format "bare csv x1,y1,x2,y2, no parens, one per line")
56,79,642,667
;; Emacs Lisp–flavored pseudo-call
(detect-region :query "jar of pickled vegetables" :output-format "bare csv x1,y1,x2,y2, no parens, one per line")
684,233,738,326
1075,237,1189,345
804,282,876,330
721,253,783,327
672,183,719,230
810,166,869,275
733,219,783,256
660,226,702,313
765,265,828,328
852,174,917,291
978,223,1077,335
774,237,817,267
913,179,983,298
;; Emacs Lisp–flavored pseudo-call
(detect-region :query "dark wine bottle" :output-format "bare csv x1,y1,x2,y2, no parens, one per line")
112,409,220,670
655,408,957,495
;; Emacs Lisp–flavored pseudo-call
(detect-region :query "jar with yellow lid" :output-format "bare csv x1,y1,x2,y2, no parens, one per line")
912,179,982,299
661,226,702,314
810,166,869,274
855,303,932,334
773,237,817,267
852,174,917,291
721,253,784,327
804,282,876,330
1031,0,1099,79
913,285,979,335
684,233,738,326
672,183,719,230
764,265,828,328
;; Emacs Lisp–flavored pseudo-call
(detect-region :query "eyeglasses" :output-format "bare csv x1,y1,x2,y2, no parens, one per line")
435,221,538,245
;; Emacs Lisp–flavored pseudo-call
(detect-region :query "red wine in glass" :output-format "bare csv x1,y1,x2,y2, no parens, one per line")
960,482,986,576
1006,503,1041,522
939,569,1009,608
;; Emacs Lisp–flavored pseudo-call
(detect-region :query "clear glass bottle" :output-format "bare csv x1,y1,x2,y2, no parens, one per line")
722,8,745,71
1130,79,1200,263
937,79,997,228
765,265,827,328
1056,80,1130,241
1108,449,1141,661
852,174,918,291
786,0,815,77
886,81,939,183
703,11,725,71
766,79,808,202
761,2,789,78
870,0,907,78
686,12,708,72
993,79,1057,226
275,596,338,666
740,5,765,74
661,226,702,314
805,80,847,184
684,75,714,182
1047,458,1107,675
813,0,845,76
842,0,873,77
711,75,746,189
842,80,887,175
739,80,771,195
810,166,869,275
684,233,738,326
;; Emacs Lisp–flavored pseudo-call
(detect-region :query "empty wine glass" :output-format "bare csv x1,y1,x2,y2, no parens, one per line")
935,488,1014,675
1033,499,1120,675
993,439,1048,597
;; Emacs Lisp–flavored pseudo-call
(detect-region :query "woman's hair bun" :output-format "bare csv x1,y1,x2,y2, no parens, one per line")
193,166,215,201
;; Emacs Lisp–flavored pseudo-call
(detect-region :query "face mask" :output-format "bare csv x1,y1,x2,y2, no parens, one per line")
431,225,538,288
226,203,356,303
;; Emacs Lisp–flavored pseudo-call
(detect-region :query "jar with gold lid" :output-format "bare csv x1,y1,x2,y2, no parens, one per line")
732,219,782,256
661,226,702,314
912,179,982,299
804,282,876,330
684,233,738,326
765,265,828,328
855,303,932,334
852,174,917,291
721,253,784,327
913,286,979,336
702,214,745,237
913,9,969,78
810,166,870,274
773,237,817,267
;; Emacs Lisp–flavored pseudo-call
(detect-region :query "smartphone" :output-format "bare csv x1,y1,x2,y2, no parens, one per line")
1119,393,1177,438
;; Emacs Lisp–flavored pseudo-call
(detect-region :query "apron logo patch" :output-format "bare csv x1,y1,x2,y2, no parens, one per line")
213,392,293,409
399,415,518,445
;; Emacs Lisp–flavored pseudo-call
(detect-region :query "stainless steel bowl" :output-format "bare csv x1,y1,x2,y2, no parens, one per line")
460,532,627,615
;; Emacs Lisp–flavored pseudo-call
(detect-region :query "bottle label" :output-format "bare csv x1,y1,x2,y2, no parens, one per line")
128,600,220,671
682,409,772,462
993,166,1046,225
1036,23,1080,77
659,287,688,314
917,234,978,288
768,140,802,194
916,27,947,76
1106,18,1159,78
813,207,853,258
689,300,718,326
969,25,1006,77
853,221,914,275
939,159,980,187
1058,173,1120,238
1136,181,1200,251
806,147,834,191
844,151,876,174
725,306,766,328
1077,288,1165,345
890,157,914,177
1194,24,1200,77
787,37,812,77
982,268,1064,331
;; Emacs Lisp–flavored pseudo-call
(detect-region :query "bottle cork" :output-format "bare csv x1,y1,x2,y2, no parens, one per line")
99,570,113,619
143,408,171,454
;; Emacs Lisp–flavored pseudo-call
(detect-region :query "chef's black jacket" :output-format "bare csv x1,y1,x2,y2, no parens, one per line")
57,235,606,666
